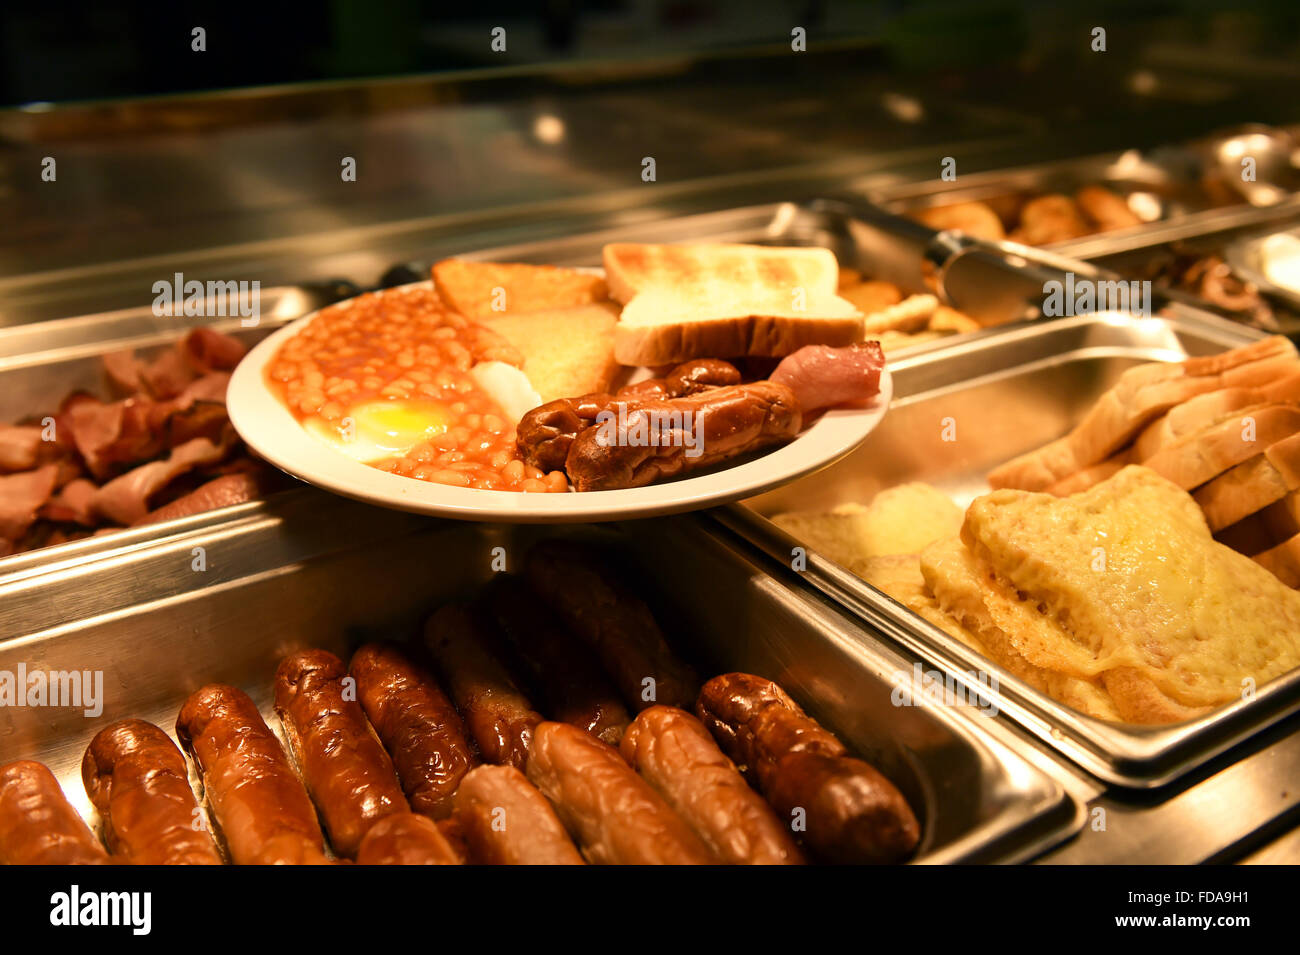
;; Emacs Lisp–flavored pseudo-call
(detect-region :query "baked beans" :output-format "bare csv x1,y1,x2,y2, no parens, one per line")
268,286,567,493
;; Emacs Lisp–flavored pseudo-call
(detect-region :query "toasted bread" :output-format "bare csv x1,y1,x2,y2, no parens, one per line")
1142,404,1300,490
475,303,621,403
989,337,1299,490
1192,431,1300,531
432,259,608,320
603,244,863,365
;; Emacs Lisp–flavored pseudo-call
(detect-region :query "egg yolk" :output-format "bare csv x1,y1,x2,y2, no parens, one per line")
305,399,451,462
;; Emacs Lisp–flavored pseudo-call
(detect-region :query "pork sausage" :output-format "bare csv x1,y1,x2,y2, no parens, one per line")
481,575,630,744
350,643,477,819
696,672,920,864
453,764,584,865
176,684,330,865
564,380,801,492
620,705,804,865
525,540,697,711
356,811,462,865
0,760,107,865
526,721,716,864
273,649,408,858
82,719,223,865
424,604,543,769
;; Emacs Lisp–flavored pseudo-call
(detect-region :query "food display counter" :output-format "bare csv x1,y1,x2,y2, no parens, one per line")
1,11,1298,899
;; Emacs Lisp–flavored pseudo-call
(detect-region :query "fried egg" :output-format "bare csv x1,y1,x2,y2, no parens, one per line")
304,400,453,462
302,363,542,463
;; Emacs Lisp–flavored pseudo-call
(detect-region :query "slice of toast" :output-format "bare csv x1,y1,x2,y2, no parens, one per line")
989,337,1299,490
432,259,608,319
1142,404,1300,490
603,244,863,365
475,303,621,403
1192,431,1300,531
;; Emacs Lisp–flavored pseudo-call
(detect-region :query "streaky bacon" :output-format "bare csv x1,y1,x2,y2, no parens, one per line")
769,341,885,413
0,425,44,473
0,465,59,541
90,433,234,525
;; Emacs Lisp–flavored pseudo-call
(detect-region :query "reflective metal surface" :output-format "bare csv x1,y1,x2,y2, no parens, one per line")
0,506,1081,864
719,310,1300,788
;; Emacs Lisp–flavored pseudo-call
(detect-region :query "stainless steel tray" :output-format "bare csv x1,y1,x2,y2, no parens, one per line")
0,501,1081,864
0,199,1071,579
866,145,1300,259
718,310,1300,789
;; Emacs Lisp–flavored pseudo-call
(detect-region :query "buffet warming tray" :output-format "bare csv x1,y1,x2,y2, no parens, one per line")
718,308,1300,789
866,138,1300,259
0,500,1082,864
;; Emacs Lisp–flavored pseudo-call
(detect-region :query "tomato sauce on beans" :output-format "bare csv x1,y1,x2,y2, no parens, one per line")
268,286,567,493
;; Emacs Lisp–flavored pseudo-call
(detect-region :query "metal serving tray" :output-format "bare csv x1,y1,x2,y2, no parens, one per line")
718,309,1300,789
0,199,1064,579
866,145,1300,259
0,502,1081,864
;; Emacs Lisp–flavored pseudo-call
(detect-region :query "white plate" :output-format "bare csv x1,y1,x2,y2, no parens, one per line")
227,286,892,523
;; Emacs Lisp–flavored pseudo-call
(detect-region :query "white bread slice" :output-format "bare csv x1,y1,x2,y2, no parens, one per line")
475,303,621,403
603,244,863,365
1193,431,1300,531
1142,404,1300,490
1045,450,1133,496
432,259,607,319
989,337,1298,490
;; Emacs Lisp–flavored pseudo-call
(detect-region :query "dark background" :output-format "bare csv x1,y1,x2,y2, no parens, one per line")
3,1,1297,106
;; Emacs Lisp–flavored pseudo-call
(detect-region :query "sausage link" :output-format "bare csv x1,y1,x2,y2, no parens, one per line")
82,719,223,865
0,760,107,865
176,684,330,865
526,721,716,864
525,541,697,711
350,643,478,819
565,380,801,491
696,673,920,864
516,360,742,471
273,649,408,858
453,764,584,865
620,705,804,865
481,575,630,744
424,604,543,769
356,811,462,865
516,393,615,473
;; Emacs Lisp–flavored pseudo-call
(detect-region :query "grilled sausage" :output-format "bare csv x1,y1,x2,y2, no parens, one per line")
525,541,697,711
176,684,330,865
356,811,462,865
0,760,107,865
273,649,408,858
526,721,716,864
453,764,584,865
516,392,616,473
481,575,630,744
620,705,804,865
350,643,477,819
424,604,543,769
696,673,920,864
564,380,801,492
516,359,742,472
82,719,223,865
